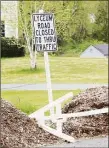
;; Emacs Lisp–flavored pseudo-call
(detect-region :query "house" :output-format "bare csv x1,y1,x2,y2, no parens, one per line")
1,1,18,38
80,44,108,58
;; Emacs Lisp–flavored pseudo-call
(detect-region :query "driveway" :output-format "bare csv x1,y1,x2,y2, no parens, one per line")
47,136,108,147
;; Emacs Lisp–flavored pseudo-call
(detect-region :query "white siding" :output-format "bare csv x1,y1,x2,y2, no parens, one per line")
80,45,105,58
1,1,18,38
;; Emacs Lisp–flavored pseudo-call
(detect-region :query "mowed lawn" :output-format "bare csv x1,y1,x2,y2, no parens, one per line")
1,56,108,84
1,90,81,114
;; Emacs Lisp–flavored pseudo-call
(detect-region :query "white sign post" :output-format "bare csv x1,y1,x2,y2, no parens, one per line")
32,10,57,116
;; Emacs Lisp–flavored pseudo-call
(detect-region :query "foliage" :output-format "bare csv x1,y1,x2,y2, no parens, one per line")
18,1,37,69
1,21,5,37
92,1,108,42
18,1,108,54
1,37,25,57
53,39,105,56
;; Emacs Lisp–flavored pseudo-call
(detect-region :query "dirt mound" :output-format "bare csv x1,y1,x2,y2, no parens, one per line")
62,86,108,138
1,99,60,148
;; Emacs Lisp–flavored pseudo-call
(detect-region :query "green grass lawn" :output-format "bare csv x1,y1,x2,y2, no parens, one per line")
1,90,81,115
1,56,108,84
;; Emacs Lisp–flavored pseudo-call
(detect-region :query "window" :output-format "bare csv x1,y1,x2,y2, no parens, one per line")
1,21,5,37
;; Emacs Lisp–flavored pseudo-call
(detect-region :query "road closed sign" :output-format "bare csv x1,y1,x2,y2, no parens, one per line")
32,13,57,52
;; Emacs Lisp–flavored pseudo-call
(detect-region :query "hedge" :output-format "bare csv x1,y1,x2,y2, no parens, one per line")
1,37,25,57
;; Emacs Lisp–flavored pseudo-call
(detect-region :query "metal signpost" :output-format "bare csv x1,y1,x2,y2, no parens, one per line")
32,10,57,116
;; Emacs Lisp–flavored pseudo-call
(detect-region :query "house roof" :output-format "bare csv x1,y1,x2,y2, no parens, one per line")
93,44,108,56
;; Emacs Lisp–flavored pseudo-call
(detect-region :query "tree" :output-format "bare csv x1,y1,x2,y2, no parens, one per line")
70,1,92,43
1,1,37,68
19,1,37,69
92,1,108,42
18,1,107,55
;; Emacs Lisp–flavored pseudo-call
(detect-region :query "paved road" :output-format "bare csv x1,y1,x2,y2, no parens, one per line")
47,136,108,147
1,83,107,90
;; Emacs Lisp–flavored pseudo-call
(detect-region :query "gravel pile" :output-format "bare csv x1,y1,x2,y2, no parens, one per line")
62,86,108,139
0,99,60,148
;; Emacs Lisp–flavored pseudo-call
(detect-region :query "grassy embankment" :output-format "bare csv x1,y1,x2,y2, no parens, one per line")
1,90,81,114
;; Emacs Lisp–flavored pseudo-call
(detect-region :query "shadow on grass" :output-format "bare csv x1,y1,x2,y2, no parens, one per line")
8,67,44,74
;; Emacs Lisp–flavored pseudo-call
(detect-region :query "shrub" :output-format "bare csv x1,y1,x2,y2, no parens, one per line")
1,37,25,57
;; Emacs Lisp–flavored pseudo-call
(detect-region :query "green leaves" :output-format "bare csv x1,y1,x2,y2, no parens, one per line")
93,1,108,42
18,1,108,54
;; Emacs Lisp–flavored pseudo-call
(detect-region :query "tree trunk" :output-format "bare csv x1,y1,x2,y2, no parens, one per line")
19,2,37,69
30,51,37,69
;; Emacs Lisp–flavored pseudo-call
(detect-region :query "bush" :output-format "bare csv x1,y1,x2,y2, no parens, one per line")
52,39,106,56
1,37,25,57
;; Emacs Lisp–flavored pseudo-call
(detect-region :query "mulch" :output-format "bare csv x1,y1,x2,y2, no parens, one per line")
62,86,108,139
1,86,108,147
0,99,60,148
